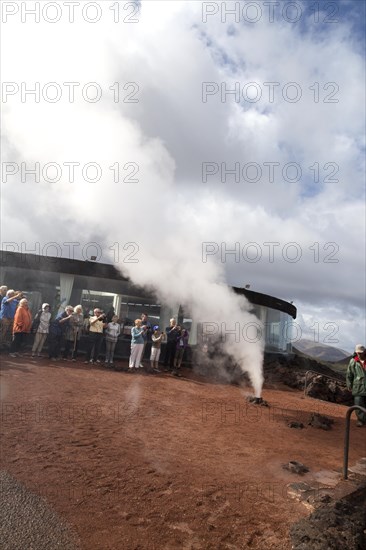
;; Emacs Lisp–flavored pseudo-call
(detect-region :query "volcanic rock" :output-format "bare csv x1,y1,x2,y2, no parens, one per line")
306,375,352,405
263,353,353,406
290,497,366,550
283,461,309,475
308,413,334,431
246,396,269,407
288,422,304,429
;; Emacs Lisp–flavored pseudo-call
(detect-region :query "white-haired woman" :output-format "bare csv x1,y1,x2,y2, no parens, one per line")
71,305,84,361
62,305,84,361
31,303,51,357
129,319,146,371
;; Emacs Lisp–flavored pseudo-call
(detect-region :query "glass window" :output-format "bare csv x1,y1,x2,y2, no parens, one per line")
81,290,116,316
265,307,292,352
119,296,161,338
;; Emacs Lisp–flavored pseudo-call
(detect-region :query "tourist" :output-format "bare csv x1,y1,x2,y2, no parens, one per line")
62,308,76,360
150,325,163,373
48,306,74,361
0,290,23,349
172,328,189,376
84,308,107,364
346,344,366,427
164,318,180,372
9,298,32,356
105,315,121,367
31,303,51,357
0,285,7,308
70,305,84,361
129,319,146,371
140,312,151,368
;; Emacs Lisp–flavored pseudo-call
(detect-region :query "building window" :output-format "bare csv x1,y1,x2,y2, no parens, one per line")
81,290,116,316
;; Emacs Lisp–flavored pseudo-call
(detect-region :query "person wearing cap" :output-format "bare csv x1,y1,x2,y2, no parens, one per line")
31,303,51,357
150,325,164,373
346,344,366,427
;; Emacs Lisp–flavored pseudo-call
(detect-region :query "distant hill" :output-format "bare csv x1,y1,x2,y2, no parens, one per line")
293,339,350,363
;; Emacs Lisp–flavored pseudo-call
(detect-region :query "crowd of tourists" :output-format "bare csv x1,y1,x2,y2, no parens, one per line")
1,286,365,417
0,286,190,376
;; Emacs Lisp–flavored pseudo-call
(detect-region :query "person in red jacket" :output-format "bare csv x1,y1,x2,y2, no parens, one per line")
9,298,32,357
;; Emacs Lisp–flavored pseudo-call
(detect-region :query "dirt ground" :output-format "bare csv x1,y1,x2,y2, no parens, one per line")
1,355,365,550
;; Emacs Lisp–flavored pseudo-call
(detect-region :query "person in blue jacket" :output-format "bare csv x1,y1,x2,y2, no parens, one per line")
0,289,22,349
129,319,147,371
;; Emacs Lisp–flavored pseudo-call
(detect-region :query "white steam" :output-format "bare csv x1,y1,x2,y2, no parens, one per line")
2,3,265,395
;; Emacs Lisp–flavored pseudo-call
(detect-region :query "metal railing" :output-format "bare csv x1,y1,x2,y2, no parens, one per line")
343,405,366,480
303,369,347,398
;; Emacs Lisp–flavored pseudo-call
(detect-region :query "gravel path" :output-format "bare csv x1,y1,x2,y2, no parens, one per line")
0,470,79,550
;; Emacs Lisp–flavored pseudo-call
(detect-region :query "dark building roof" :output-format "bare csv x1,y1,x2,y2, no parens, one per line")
1,251,296,318
1,250,128,281
233,287,296,319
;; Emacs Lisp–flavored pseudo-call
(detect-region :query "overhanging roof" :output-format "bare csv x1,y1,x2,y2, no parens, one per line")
1,251,297,318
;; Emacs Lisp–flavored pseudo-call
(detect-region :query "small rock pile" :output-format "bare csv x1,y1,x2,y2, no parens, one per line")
308,413,334,431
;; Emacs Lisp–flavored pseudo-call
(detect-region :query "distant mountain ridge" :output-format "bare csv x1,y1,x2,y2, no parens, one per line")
293,339,350,363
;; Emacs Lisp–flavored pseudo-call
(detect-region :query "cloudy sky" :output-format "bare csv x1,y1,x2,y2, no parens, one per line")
1,0,365,353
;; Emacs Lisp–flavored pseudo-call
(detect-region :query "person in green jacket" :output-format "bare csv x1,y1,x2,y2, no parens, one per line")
346,344,366,426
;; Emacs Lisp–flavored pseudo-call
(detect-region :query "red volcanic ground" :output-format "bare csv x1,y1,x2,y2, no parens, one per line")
1,355,365,549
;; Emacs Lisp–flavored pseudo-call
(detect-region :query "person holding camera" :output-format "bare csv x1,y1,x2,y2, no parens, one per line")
150,325,164,373
70,305,84,361
129,319,147,371
139,312,151,368
62,305,84,361
84,308,107,364
172,328,189,376
164,318,181,372
31,303,51,357
104,314,121,367
1,290,23,349
48,305,74,360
